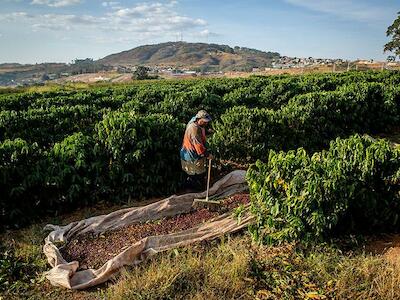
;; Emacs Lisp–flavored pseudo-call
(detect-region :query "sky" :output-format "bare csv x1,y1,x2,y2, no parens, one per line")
0,0,399,64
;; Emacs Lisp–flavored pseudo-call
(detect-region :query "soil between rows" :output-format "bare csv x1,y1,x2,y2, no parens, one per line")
61,193,250,270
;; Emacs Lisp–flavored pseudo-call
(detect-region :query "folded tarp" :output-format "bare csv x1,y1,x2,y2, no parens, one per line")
43,170,254,290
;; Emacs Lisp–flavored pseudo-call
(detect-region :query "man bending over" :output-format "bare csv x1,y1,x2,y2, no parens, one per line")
180,110,213,191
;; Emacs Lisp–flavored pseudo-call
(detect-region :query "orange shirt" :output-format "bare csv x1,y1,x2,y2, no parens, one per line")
180,117,207,161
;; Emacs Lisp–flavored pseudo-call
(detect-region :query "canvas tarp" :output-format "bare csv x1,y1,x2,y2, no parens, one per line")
43,170,254,290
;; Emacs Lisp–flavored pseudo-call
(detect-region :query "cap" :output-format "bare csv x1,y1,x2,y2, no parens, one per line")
195,110,212,122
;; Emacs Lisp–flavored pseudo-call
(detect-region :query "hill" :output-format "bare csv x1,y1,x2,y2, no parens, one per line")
98,42,280,72
0,61,112,86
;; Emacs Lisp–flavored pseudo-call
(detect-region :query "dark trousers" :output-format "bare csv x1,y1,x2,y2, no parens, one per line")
184,173,206,191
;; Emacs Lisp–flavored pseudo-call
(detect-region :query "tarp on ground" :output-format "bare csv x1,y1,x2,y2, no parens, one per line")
43,170,254,290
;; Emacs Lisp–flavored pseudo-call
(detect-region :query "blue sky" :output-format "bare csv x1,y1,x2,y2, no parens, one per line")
0,0,398,63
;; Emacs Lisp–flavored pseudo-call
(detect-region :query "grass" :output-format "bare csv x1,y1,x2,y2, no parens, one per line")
250,243,400,299
106,237,253,300
3,214,400,300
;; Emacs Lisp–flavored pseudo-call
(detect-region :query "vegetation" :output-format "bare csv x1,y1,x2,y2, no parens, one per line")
212,82,399,161
0,113,185,226
1,70,400,298
385,11,400,59
1,71,400,228
247,135,400,245
132,66,152,80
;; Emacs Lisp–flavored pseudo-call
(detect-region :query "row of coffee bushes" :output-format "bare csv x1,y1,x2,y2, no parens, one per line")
0,113,184,227
2,71,400,227
2,72,399,150
143,71,400,120
246,135,400,244
211,82,399,161
1,70,398,120
0,105,110,147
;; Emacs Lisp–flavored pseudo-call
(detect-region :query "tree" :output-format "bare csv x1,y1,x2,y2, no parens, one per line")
41,74,50,81
132,66,150,80
384,12,400,59
387,55,396,62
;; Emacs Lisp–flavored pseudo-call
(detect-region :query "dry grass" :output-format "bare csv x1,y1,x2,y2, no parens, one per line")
326,255,400,299
106,236,254,300
101,237,400,300
4,204,400,299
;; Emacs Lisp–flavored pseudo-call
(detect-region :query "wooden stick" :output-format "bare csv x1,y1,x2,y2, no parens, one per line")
206,158,212,201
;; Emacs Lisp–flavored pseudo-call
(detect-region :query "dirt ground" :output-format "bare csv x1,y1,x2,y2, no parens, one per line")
53,72,130,84
375,127,400,148
365,234,400,265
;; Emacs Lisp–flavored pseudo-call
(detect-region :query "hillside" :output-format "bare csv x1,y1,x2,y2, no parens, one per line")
0,61,112,86
0,63,69,85
98,42,280,71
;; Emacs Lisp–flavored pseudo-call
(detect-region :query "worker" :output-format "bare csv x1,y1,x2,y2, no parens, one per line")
180,110,214,190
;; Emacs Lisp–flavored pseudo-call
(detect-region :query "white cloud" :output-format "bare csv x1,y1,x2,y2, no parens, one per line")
198,29,218,37
101,1,121,9
284,0,393,23
102,1,119,6
31,0,81,7
0,1,211,43
166,0,178,7
199,29,210,37
8,12,30,18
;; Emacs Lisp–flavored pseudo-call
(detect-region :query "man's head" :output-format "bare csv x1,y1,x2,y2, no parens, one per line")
195,110,212,127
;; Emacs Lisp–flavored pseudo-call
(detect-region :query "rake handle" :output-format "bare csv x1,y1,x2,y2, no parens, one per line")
206,158,212,201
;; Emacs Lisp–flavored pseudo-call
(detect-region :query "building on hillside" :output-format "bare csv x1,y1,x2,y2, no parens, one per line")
48,74,58,80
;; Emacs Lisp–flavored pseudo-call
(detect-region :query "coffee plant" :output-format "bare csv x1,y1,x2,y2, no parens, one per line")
95,112,185,199
0,139,43,226
1,70,400,227
247,135,400,244
212,82,399,161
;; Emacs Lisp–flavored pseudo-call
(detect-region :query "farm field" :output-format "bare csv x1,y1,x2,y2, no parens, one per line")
1,70,400,299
